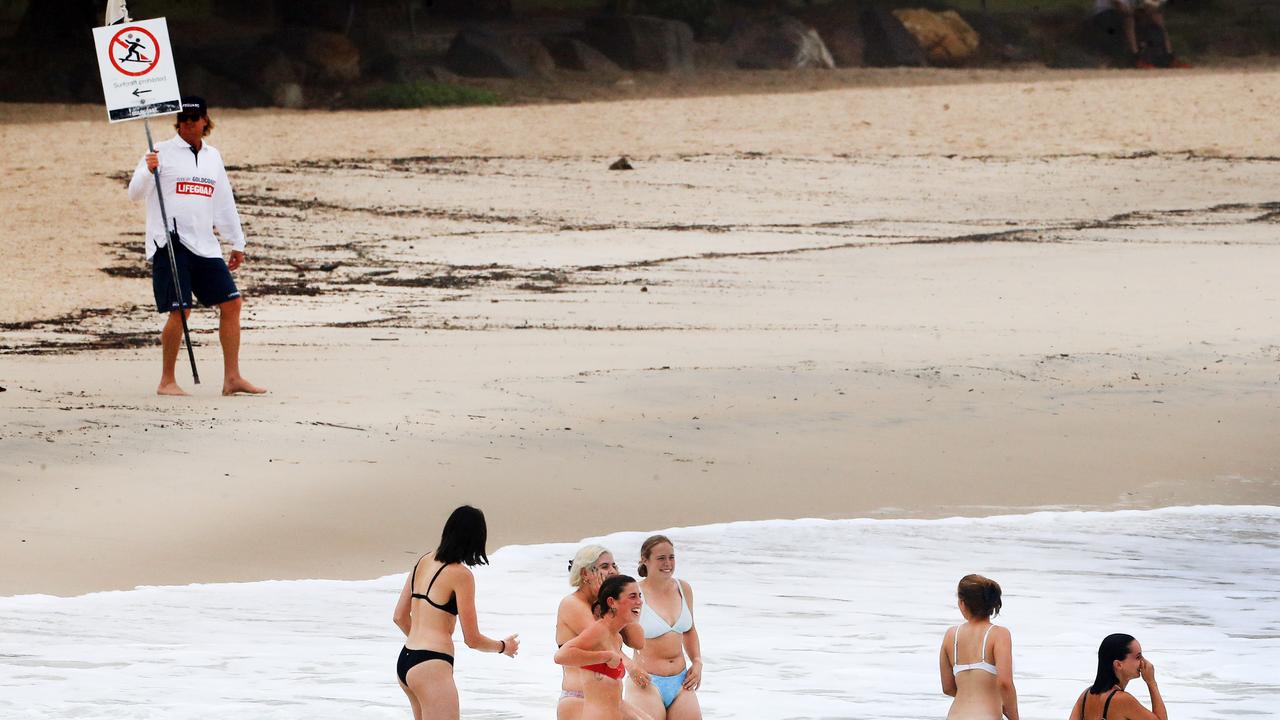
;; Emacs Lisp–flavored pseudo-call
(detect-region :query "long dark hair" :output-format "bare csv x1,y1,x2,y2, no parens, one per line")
435,505,488,566
1091,633,1136,694
593,574,636,618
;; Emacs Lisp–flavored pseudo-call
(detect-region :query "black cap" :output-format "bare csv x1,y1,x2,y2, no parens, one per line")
180,96,207,116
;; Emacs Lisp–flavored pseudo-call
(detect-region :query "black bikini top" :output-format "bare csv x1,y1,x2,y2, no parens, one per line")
1078,688,1120,720
411,557,459,616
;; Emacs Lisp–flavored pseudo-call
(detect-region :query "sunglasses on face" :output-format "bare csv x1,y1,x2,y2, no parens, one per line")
176,114,202,123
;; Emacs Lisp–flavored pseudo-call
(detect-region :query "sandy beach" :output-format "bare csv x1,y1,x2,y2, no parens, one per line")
2,66,1279,597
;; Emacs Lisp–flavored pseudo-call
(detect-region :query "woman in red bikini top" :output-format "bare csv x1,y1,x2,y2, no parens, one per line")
555,574,646,720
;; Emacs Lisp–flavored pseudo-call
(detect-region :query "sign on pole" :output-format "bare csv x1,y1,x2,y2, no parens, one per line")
91,17,181,123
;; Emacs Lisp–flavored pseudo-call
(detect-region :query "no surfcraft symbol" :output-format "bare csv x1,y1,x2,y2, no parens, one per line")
108,26,160,77
93,17,181,123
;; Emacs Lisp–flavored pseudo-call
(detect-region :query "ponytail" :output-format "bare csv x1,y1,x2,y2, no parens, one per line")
637,534,672,579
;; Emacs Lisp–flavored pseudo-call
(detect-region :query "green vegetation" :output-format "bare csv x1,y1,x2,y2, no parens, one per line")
351,81,502,109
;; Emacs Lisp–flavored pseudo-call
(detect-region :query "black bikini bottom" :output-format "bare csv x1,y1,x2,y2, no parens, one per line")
397,646,454,684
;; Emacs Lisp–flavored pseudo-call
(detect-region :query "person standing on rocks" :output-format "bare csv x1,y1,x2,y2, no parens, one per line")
127,96,266,396
1091,0,1190,68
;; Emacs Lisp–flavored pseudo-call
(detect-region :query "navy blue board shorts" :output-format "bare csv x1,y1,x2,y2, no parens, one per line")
150,240,240,313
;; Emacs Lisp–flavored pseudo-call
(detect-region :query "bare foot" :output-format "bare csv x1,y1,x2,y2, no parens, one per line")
222,376,267,396
157,381,189,396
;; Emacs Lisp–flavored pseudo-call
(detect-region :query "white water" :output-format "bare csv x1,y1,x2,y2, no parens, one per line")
2,507,1277,719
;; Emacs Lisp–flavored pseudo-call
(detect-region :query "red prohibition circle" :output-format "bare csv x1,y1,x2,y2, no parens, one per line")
108,26,160,77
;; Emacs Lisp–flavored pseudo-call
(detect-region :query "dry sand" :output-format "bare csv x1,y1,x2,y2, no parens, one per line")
2,67,1279,596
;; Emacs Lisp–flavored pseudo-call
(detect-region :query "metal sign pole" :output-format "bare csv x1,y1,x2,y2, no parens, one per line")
108,1,199,384
144,116,200,384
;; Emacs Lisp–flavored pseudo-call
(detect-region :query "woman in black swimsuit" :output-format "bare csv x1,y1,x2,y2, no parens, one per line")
392,505,520,720
1069,633,1168,720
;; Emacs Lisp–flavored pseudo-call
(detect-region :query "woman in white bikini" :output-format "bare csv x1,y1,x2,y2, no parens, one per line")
626,535,702,720
556,545,646,720
938,574,1019,720
556,575,649,720
1068,634,1168,720
392,505,520,720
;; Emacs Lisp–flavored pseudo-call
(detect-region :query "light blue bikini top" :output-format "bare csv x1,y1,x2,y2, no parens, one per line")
640,579,694,639
952,624,998,676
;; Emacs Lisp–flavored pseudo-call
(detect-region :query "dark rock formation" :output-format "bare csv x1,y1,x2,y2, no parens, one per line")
583,15,694,73
445,27,554,78
860,6,926,68
729,16,835,70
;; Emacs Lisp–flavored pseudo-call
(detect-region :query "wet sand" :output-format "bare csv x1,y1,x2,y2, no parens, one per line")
2,67,1279,595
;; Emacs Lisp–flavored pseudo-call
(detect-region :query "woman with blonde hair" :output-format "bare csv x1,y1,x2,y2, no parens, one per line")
939,574,1018,720
627,535,702,720
392,505,520,720
557,545,645,719
556,575,649,720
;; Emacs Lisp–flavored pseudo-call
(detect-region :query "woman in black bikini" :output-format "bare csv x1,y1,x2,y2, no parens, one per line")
1069,633,1168,720
392,505,520,720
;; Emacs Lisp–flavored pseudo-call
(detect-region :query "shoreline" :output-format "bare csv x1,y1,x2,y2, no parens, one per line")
5,503,1276,599
3,66,1279,597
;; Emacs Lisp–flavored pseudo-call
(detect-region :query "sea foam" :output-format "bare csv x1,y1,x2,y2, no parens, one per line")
1,506,1276,719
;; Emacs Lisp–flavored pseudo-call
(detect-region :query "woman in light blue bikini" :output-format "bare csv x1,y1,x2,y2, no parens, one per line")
626,535,702,720
938,574,1018,720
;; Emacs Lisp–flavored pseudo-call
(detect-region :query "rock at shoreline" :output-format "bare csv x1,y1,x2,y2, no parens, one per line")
893,9,980,66
584,15,695,73
445,27,555,79
860,6,927,67
296,29,363,81
730,16,835,70
544,36,624,78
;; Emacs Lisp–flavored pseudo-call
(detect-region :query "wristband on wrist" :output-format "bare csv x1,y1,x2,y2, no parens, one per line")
499,640,506,654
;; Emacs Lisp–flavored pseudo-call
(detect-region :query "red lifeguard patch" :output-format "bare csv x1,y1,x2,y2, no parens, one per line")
176,181,214,197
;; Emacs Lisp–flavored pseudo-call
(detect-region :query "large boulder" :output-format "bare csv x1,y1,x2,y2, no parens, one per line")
299,30,362,82
583,15,694,73
892,9,980,66
818,26,865,68
860,6,927,67
543,36,624,78
180,62,262,108
445,28,555,78
729,16,835,70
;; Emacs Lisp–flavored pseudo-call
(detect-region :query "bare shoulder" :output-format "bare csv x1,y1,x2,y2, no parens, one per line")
558,593,589,620
680,578,695,597
443,561,474,586
1111,689,1141,710
576,619,610,646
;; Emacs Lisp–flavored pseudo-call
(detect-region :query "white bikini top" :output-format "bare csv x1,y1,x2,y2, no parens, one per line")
639,579,694,639
952,624,998,676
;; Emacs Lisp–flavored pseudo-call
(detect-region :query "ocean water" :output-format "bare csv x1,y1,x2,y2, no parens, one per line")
1,507,1277,720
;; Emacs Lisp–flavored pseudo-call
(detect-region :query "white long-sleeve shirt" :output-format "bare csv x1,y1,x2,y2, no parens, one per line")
127,134,246,260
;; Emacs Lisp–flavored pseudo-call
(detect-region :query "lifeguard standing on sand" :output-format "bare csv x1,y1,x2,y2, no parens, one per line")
127,96,265,396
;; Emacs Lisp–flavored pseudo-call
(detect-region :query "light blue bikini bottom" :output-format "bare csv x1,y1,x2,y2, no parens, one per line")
650,669,688,709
